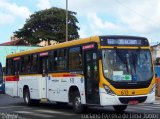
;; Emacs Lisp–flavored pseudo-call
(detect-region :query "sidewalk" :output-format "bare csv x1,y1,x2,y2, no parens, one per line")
156,96,160,100
155,96,160,104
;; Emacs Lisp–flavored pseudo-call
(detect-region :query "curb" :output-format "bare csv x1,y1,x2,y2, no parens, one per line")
155,96,160,100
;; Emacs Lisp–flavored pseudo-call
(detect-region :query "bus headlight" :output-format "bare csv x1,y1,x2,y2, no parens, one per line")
103,84,115,96
0,84,2,87
149,84,155,94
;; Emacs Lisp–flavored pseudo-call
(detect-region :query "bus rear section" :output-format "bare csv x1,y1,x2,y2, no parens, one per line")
0,62,5,93
5,35,155,113
5,58,19,97
2,46,39,95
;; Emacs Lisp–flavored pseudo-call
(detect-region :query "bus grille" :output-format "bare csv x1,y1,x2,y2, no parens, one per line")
119,96,147,104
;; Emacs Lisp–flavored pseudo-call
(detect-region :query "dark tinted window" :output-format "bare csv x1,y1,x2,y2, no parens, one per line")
57,49,67,70
52,49,67,71
69,47,82,70
54,50,58,70
31,54,38,73
6,59,14,75
21,55,31,74
48,51,54,71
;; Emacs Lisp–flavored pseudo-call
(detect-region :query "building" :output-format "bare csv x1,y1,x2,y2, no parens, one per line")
38,40,59,46
0,35,39,67
0,46,39,67
0,35,60,66
0,35,29,46
152,43,160,63
0,39,29,46
0,35,58,47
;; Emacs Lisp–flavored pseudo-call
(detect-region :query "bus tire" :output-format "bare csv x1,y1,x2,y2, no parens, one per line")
23,88,32,106
23,88,40,106
73,92,85,113
113,105,127,112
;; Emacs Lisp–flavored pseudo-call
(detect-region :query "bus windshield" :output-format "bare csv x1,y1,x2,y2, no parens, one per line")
102,49,153,82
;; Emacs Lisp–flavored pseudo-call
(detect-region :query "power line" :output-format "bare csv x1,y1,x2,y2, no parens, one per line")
114,0,160,26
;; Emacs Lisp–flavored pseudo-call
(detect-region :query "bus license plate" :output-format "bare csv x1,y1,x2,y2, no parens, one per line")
128,100,139,105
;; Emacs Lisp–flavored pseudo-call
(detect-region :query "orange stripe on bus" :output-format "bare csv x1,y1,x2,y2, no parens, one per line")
5,73,84,79
51,73,83,77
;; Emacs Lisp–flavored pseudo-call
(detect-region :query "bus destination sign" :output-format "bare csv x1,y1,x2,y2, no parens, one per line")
100,37,149,46
107,39,142,45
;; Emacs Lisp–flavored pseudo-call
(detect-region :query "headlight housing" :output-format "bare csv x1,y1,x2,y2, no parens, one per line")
103,84,115,96
149,83,155,94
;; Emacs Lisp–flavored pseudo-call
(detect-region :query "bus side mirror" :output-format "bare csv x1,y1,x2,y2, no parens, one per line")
98,49,102,59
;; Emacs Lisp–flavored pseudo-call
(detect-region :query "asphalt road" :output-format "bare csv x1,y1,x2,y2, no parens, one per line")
0,94,160,119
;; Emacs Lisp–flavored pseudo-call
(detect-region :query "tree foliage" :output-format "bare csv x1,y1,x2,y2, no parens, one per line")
14,7,80,45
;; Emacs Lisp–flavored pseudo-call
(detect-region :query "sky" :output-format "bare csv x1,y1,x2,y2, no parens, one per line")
0,0,160,44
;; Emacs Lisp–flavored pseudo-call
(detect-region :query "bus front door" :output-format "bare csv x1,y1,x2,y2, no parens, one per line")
40,56,48,99
84,50,100,104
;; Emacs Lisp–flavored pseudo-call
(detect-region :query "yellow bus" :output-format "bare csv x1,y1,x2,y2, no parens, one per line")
5,35,155,113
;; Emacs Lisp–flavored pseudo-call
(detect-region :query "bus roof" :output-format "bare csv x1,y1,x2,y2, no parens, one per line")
6,36,100,58
6,35,149,58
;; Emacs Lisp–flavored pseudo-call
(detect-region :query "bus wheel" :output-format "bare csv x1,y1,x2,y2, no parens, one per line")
73,92,84,113
23,88,40,106
23,88,32,106
113,105,127,112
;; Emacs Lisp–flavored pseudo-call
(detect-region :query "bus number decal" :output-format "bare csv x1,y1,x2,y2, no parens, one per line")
121,90,129,95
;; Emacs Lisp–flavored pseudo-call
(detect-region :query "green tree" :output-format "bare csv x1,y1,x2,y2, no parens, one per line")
14,7,80,45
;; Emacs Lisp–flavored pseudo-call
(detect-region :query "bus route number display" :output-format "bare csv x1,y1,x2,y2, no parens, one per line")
107,39,142,45
100,37,149,46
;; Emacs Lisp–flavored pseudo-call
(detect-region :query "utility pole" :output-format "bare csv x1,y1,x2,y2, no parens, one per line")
66,0,68,42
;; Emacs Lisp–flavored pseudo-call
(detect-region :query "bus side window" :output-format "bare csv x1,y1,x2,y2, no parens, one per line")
42,58,46,75
6,59,12,75
57,49,67,70
54,51,58,70
48,51,54,72
31,54,38,73
69,46,82,70
21,57,24,73
27,55,31,73
21,56,29,74
8,59,14,75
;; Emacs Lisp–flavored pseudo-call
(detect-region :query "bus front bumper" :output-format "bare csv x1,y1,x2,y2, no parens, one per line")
100,88,155,106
